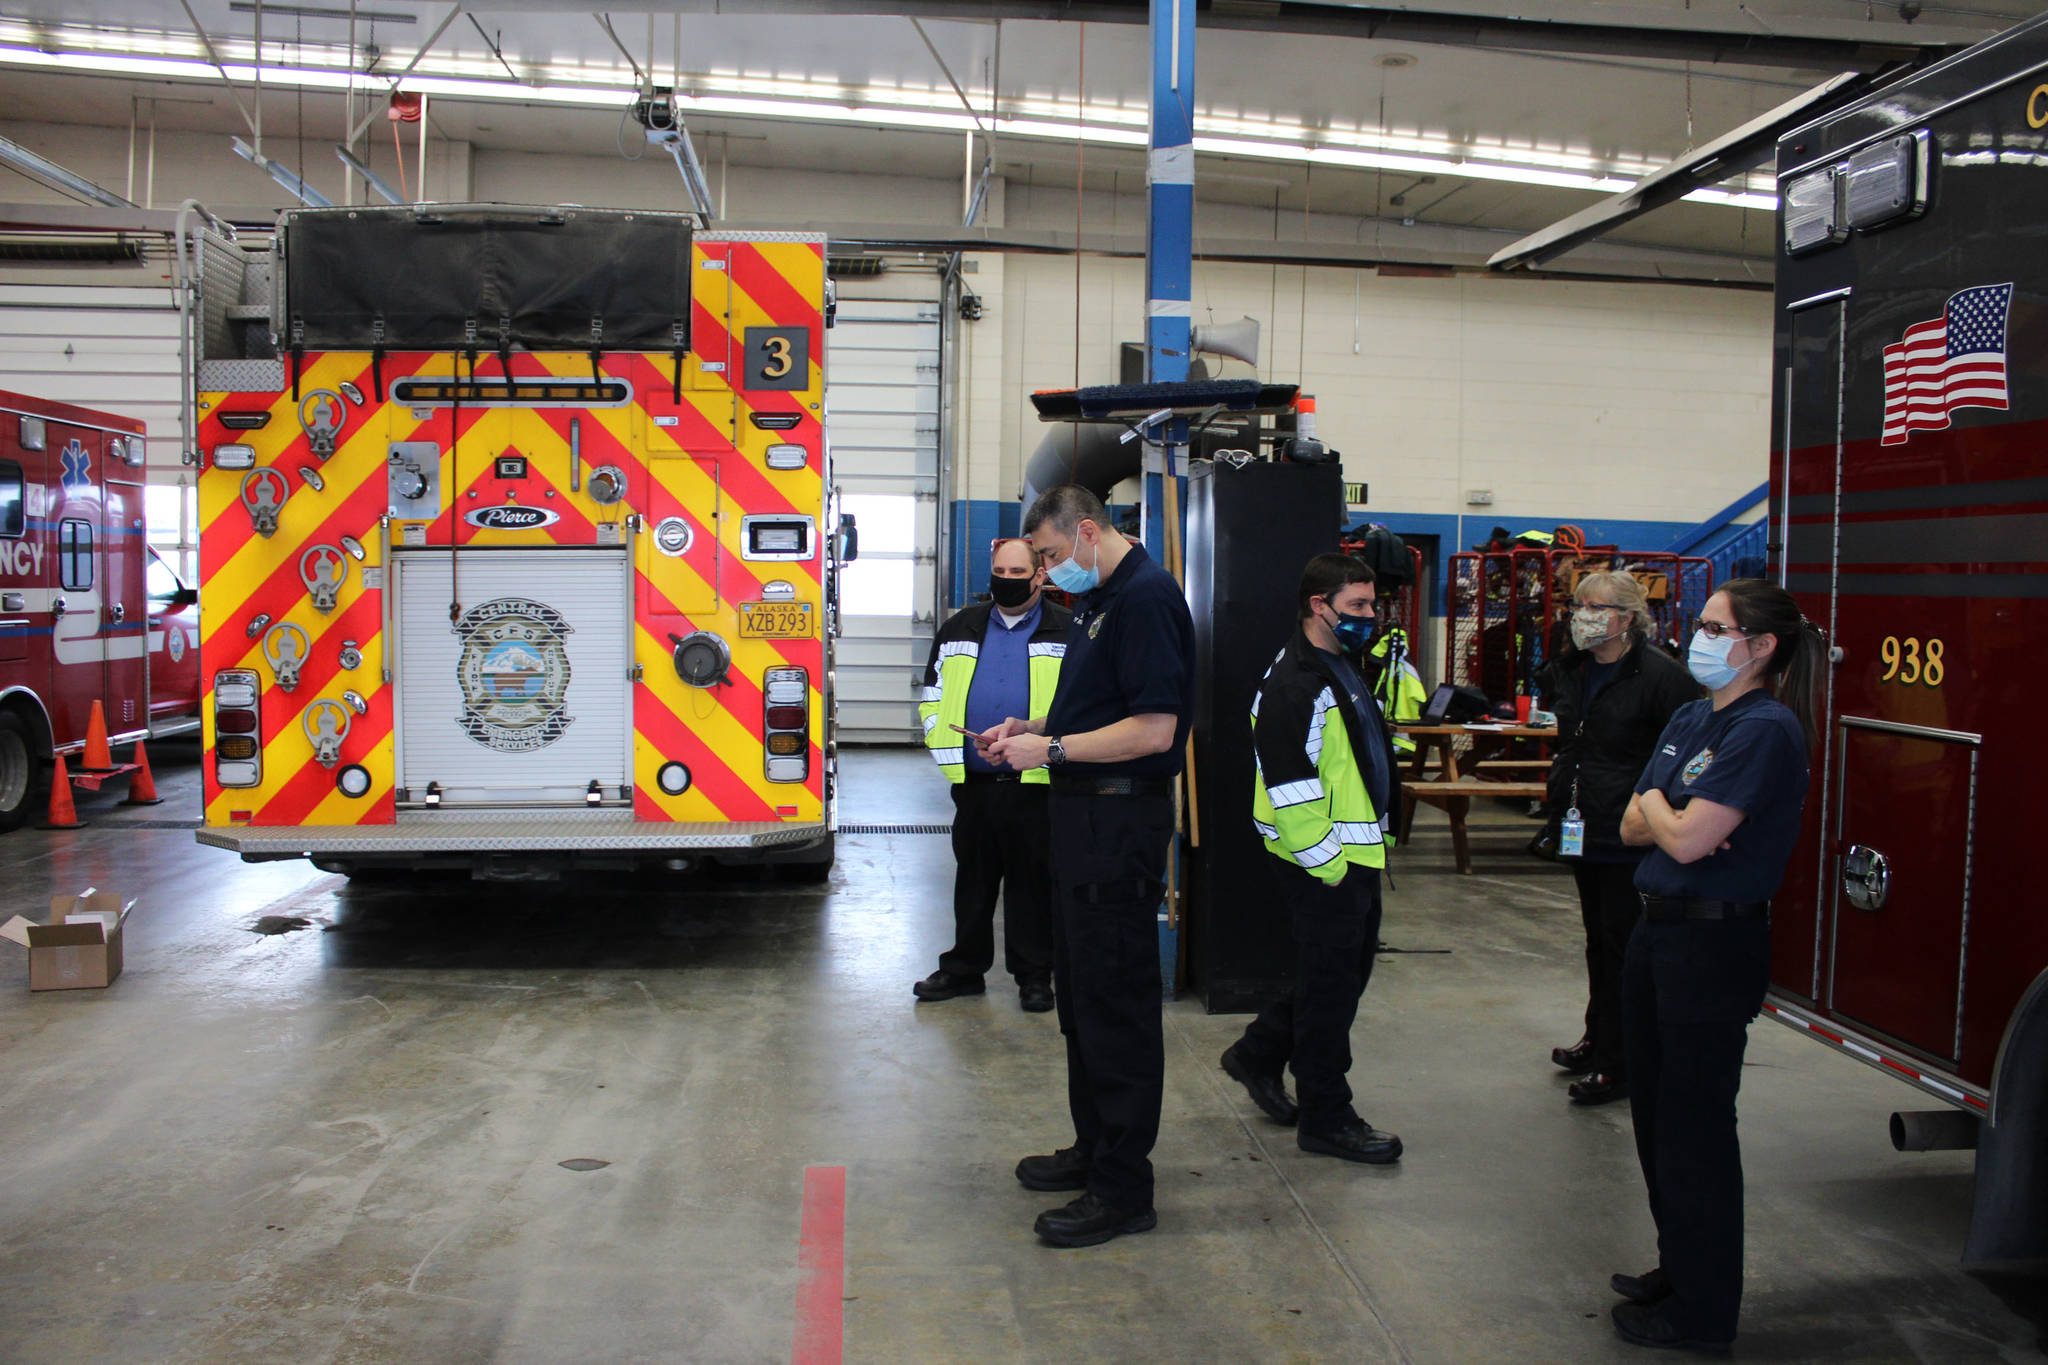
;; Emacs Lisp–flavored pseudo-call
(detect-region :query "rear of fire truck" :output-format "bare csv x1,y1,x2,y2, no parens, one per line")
193,205,838,879
1766,14,2048,1263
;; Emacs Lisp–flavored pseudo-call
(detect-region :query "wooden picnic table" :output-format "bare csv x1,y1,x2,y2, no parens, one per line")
1397,723,1558,874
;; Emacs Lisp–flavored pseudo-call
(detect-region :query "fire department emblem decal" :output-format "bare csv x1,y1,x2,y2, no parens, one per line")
453,597,575,751
1682,748,1715,785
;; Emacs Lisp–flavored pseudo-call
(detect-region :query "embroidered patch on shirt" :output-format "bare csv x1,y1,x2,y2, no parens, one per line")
1088,614,1105,639
1682,748,1714,784
1661,744,1679,756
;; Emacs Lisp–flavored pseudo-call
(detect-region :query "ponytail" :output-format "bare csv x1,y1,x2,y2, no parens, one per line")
1720,578,1827,746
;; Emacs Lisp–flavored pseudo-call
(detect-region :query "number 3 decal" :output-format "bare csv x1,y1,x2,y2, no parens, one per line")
745,327,808,391
1879,635,1945,688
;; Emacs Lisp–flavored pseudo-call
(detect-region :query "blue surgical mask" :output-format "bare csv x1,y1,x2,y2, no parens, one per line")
1687,629,1751,690
1331,610,1375,653
1046,540,1099,594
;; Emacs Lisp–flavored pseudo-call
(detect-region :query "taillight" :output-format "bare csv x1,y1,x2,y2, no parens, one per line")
213,669,261,787
763,666,809,783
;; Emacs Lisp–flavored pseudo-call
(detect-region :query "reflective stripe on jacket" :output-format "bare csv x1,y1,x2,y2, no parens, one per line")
917,599,1071,783
1250,628,1403,882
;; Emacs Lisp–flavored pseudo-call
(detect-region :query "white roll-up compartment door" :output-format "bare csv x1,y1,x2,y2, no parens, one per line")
392,548,631,807
827,296,941,743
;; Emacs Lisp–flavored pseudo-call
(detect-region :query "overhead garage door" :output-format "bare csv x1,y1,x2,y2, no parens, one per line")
392,548,632,807
828,296,941,744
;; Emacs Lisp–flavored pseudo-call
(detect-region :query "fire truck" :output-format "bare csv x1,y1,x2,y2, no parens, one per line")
1767,13,2048,1263
0,389,201,831
191,205,841,879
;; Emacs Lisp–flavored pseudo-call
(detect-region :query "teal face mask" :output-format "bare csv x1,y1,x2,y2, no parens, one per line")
1046,539,1099,594
1687,629,1753,690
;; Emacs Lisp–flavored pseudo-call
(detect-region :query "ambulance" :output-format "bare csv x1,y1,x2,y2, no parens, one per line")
1767,12,2048,1262
191,205,842,879
0,389,199,830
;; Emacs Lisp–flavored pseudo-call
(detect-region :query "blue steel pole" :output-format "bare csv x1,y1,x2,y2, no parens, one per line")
1143,0,1194,557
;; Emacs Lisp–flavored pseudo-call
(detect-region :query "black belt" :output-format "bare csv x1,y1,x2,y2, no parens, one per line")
1050,775,1174,798
961,770,1022,784
1639,894,1768,922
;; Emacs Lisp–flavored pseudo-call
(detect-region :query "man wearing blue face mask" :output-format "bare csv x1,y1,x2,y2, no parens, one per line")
982,483,1195,1249
1219,553,1404,1164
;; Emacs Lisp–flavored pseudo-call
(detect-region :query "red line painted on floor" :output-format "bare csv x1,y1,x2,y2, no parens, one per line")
792,1165,846,1365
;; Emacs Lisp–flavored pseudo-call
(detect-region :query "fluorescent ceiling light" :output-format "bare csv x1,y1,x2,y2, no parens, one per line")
0,23,1777,211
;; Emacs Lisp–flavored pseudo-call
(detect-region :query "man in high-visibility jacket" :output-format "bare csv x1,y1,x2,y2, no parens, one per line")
913,537,1071,1012
1220,552,1406,1164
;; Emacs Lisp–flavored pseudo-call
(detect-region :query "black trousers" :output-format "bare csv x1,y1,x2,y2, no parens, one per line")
1235,860,1384,1134
939,778,1053,984
1048,789,1174,1210
1572,859,1644,1077
1621,912,1772,1344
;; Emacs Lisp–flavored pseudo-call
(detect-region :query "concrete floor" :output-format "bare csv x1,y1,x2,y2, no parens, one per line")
0,742,2042,1364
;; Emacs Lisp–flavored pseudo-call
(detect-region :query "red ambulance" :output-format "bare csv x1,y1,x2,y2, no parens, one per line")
0,389,198,830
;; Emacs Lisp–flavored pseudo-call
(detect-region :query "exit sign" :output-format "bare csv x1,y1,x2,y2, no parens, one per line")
1344,481,1368,506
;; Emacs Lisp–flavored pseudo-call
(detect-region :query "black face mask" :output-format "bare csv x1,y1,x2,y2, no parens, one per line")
989,574,1036,610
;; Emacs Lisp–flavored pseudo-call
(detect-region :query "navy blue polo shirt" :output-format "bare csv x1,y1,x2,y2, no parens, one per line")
1044,542,1194,778
1633,691,1810,903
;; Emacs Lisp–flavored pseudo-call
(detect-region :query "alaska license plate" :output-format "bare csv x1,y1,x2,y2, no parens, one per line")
738,601,814,638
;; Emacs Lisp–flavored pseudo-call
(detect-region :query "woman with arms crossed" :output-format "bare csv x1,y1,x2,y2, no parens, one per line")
1609,580,1824,1352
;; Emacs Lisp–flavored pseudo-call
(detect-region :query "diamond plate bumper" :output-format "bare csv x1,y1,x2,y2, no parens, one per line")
196,814,828,856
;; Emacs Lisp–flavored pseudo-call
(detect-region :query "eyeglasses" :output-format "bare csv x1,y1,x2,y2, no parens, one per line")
1697,620,1752,640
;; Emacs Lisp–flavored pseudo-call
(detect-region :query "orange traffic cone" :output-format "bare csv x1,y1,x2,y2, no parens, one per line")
81,700,114,770
120,740,163,806
39,754,86,830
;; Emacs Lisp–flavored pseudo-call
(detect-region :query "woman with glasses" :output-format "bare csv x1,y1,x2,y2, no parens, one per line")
1607,579,1824,1352
1535,572,1699,1105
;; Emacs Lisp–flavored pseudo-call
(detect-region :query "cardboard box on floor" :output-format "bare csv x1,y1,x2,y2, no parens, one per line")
0,889,135,991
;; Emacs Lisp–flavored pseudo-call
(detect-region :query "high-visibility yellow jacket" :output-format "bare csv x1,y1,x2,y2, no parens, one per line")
1368,627,1428,756
917,599,1071,783
1251,629,1403,883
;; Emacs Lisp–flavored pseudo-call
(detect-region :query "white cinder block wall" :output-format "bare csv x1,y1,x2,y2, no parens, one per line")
977,250,1771,533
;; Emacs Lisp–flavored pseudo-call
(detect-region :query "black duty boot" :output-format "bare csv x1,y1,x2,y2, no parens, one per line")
912,968,986,1002
1610,1267,1673,1305
1032,1192,1156,1248
1297,1118,1403,1164
1220,1042,1299,1126
1014,1145,1090,1192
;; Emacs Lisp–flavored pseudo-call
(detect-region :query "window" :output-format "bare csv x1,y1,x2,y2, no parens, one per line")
0,459,20,538
146,482,195,579
59,519,93,591
147,548,184,604
840,559,914,617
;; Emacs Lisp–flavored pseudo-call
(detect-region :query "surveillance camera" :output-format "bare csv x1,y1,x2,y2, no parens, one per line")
1898,0,1920,20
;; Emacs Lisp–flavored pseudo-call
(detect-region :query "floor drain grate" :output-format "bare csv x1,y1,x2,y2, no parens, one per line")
839,823,952,835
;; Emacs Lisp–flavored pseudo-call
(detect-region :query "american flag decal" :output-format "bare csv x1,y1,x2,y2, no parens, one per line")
1881,282,2012,446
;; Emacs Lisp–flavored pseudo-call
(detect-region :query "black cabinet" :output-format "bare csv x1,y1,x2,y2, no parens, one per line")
1185,460,1344,1012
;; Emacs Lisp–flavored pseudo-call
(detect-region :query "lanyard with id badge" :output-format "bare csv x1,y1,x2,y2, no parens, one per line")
1560,777,1585,858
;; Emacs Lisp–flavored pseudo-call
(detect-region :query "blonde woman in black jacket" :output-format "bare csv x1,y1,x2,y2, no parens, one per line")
1534,571,1699,1104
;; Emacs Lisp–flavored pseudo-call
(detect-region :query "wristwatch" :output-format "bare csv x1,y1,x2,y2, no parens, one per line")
1046,734,1068,767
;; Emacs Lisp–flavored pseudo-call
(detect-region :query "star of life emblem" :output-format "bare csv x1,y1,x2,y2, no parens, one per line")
453,597,575,752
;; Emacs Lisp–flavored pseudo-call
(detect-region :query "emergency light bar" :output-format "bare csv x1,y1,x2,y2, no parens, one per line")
390,378,630,407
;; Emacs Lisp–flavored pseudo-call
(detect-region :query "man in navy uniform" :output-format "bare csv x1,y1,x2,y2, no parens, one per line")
912,537,1070,1012
985,483,1195,1249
